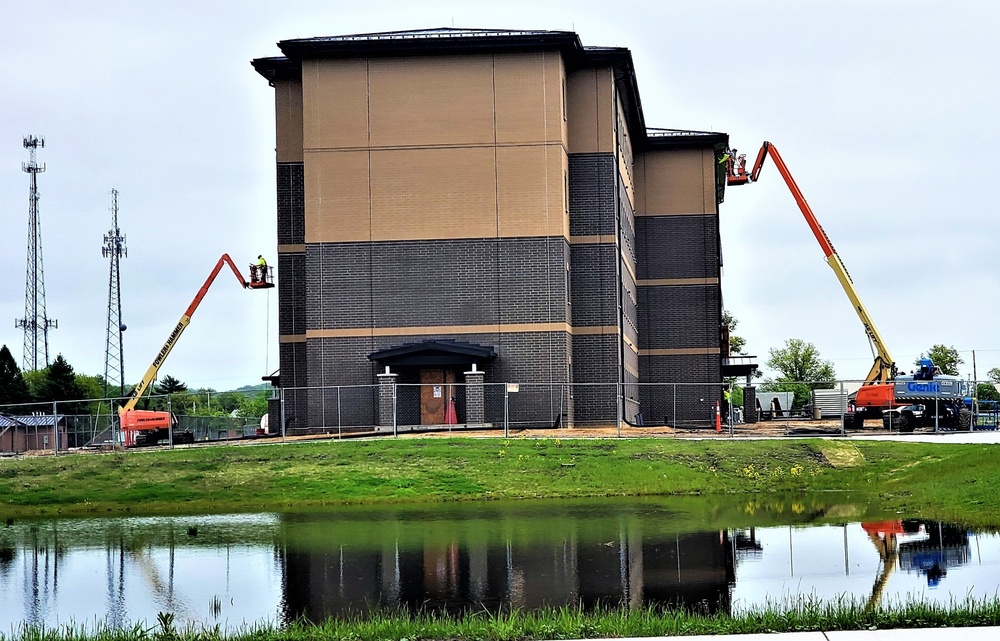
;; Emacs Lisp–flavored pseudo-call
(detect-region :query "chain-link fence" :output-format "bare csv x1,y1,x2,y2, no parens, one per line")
3,377,997,454
276,381,732,435
0,389,274,454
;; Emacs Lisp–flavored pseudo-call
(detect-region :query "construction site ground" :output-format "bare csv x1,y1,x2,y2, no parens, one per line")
237,417,997,445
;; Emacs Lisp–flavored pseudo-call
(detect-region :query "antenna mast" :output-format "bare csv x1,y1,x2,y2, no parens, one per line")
15,135,58,370
103,189,127,396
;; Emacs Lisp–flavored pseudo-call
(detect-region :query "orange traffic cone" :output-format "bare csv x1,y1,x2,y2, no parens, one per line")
715,401,722,432
445,397,458,425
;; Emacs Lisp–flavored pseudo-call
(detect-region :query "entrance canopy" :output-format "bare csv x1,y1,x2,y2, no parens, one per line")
368,340,497,368
722,355,759,379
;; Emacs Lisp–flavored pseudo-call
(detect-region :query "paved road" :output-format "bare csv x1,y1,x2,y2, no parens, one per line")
850,430,1000,444
580,627,999,640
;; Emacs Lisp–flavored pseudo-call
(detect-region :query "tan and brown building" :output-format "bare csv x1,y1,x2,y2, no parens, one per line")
252,28,731,430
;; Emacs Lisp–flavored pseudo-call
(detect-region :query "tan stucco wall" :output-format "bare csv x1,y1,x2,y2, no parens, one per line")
566,68,615,154
635,148,717,216
298,52,570,243
274,78,303,162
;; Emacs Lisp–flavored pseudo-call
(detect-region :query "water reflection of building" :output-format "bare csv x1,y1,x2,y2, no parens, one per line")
278,525,742,621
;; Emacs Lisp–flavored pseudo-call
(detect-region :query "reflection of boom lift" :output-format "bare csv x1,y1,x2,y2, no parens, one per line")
862,520,906,609
726,143,896,384
119,254,273,446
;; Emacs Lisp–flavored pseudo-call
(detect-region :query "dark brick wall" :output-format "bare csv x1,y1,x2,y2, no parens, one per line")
569,151,623,410
636,215,719,280
306,238,568,330
276,162,304,245
278,252,306,336
571,334,619,424
279,341,309,431
638,354,723,428
569,154,616,236
638,285,721,351
569,245,617,327
295,331,576,429
276,161,306,403
306,243,374,330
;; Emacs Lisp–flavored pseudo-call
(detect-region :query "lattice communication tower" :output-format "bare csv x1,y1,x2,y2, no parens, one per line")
103,189,127,397
15,135,58,371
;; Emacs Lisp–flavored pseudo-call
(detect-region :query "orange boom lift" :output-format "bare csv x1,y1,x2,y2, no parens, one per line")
119,254,273,446
726,142,896,385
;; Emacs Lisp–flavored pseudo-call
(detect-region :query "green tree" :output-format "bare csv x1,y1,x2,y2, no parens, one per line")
35,355,85,404
155,375,188,395
0,345,32,409
987,368,1000,384
722,310,747,356
763,339,836,409
917,345,963,376
976,383,1000,402
75,373,112,415
236,391,270,420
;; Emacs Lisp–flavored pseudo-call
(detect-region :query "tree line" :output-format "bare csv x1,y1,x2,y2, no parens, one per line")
725,312,1000,409
0,345,269,418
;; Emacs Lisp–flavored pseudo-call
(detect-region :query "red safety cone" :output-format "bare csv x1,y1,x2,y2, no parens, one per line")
715,401,722,432
445,397,458,425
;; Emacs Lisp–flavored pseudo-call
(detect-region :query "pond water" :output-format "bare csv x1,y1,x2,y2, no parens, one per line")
0,498,997,632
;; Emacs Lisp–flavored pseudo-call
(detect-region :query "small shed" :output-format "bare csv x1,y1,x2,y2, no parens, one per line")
0,414,69,453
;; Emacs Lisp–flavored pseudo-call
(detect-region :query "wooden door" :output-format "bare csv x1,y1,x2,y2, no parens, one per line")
420,369,456,425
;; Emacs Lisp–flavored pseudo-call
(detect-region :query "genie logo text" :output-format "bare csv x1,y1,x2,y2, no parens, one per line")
906,381,941,394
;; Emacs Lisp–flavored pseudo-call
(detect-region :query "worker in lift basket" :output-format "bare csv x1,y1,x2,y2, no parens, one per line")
253,255,267,283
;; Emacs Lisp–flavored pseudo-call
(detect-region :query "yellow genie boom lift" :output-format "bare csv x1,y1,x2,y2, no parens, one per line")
119,253,273,446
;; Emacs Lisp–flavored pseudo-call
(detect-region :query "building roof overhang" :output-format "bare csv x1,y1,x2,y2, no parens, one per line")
368,339,497,368
252,28,655,137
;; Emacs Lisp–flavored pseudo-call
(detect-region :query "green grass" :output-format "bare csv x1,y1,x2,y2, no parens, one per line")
5,597,1000,640
1,437,999,526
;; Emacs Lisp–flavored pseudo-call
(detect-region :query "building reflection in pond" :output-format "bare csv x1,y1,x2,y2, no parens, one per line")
0,507,991,632
278,523,743,619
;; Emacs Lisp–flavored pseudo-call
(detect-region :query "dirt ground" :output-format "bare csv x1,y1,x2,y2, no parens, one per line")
254,417,863,444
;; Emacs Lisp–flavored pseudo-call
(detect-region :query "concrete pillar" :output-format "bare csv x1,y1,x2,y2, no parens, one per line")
464,366,485,426
377,369,398,431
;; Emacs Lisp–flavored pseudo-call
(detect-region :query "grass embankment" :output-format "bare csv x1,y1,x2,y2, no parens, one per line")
7,598,1000,641
1,438,998,525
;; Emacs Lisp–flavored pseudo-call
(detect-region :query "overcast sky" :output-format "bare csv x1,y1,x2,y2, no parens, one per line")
2,1,999,390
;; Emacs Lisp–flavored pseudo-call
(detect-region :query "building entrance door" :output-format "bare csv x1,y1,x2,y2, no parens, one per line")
420,369,456,425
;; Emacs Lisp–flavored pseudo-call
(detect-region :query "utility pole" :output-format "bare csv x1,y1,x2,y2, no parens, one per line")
103,189,127,397
15,135,58,371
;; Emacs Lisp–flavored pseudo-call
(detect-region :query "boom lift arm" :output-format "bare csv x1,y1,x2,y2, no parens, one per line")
726,142,896,383
121,253,257,415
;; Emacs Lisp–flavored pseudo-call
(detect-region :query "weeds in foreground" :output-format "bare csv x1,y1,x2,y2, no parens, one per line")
4,595,1000,641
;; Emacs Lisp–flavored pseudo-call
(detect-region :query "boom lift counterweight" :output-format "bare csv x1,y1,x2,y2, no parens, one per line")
119,253,272,446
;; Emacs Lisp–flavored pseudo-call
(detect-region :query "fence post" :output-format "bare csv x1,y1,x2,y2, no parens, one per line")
168,398,174,449
392,383,398,438
504,385,509,438
280,388,286,443
672,384,677,434
337,386,342,439
52,401,58,455
840,380,846,437
934,386,939,433
728,382,734,437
